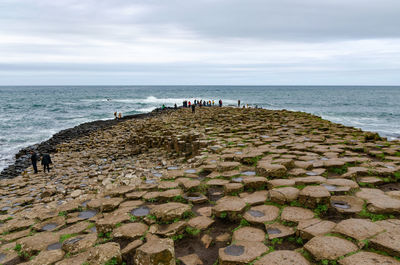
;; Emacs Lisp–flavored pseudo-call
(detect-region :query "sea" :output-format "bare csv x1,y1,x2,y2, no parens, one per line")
1,86,399,171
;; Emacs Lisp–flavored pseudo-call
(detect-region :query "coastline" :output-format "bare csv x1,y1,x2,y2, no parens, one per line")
0,107,171,179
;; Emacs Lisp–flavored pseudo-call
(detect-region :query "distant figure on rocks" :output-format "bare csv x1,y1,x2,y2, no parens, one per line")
212,100,215,106
174,103,177,109
188,101,191,108
118,112,122,119
41,153,52,173
238,100,241,107
30,150,38,174
114,112,117,119
219,99,222,107
191,104,195,113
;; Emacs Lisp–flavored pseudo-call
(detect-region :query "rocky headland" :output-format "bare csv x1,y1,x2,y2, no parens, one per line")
0,106,399,265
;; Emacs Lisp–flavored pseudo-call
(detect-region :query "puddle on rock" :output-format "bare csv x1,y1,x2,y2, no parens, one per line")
322,184,337,191
78,210,97,219
267,228,281,234
331,201,350,209
224,245,245,256
145,179,157,184
248,210,264,217
81,200,90,207
185,169,197,174
153,173,163,178
306,171,318,176
232,177,243,183
47,242,62,250
241,171,256,176
131,206,150,217
64,237,83,245
89,226,97,233
42,223,58,231
167,166,179,170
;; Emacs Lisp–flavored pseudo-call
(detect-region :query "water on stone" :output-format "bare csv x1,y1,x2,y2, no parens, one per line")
0,253,6,262
145,179,157,184
322,184,337,191
232,177,243,183
241,171,256,176
47,242,62,250
184,193,202,200
65,237,82,244
185,169,197,174
306,171,318,176
224,245,245,256
153,173,162,178
167,166,178,170
235,152,243,154
42,223,58,231
131,206,150,217
248,210,265,217
331,201,350,209
267,228,281,234
78,209,97,219
81,200,90,207
90,226,97,233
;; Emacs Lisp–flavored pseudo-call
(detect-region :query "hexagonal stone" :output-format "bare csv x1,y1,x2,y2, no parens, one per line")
240,191,268,205
375,219,400,233
183,192,208,204
187,216,215,230
62,233,97,254
370,231,400,256
207,179,230,187
267,179,295,189
134,238,175,265
224,183,243,195
151,202,191,222
218,161,241,171
87,197,124,212
232,227,265,242
86,242,122,264
243,205,280,225
0,251,20,265
297,218,336,240
265,223,295,239
18,232,60,255
326,178,359,188
356,188,385,200
268,187,299,204
219,241,268,265
112,222,148,240
367,195,400,214
338,251,400,265
153,221,186,237
254,250,310,265
179,178,201,190
33,216,65,232
95,212,131,234
213,196,246,221
256,162,287,178
357,176,383,185
323,159,345,168
159,189,183,201
178,253,203,265
330,195,364,214
334,218,385,242
280,207,314,223
24,249,65,265
304,236,358,261
243,177,268,189
292,176,326,185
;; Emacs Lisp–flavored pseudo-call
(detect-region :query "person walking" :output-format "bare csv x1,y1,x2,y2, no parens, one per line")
30,150,38,174
219,99,222,107
191,104,195,113
238,100,241,107
41,153,52,173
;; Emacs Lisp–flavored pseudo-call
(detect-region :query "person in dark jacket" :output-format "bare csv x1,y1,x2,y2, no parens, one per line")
30,150,38,174
191,104,195,113
41,153,52,173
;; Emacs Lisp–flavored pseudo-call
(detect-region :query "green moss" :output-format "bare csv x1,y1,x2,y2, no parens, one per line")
59,233,78,243
185,226,201,236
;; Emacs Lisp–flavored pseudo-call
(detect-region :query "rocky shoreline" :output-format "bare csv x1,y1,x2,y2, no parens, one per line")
0,106,399,265
0,108,170,179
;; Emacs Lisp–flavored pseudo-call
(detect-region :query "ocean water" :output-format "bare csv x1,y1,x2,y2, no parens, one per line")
1,86,399,171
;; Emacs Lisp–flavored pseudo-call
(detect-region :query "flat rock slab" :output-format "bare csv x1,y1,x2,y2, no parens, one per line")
334,218,385,241
240,191,268,205
213,196,246,221
304,236,358,261
338,251,400,265
18,232,60,255
265,223,295,239
280,207,314,223
24,249,65,265
256,162,287,178
112,222,148,240
187,216,214,230
62,233,97,254
299,185,330,207
178,253,203,265
219,241,268,265
297,218,336,240
87,197,124,212
267,179,295,189
330,195,364,214
268,187,299,204
254,250,310,265
370,231,400,257
232,227,265,242
134,238,175,265
366,195,400,214
243,205,280,225
292,176,326,185
151,202,191,222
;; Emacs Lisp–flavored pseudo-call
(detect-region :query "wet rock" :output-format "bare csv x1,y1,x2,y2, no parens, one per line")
17,232,60,255
95,212,130,233
304,236,358,261
265,223,295,239
254,250,310,265
330,196,364,214
242,177,268,189
62,233,97,254
33,216,65,232
121,239,143,262
153,221,186,237
218,241,267,265
134,238,175,265
243,205,280,225
87,197,124,212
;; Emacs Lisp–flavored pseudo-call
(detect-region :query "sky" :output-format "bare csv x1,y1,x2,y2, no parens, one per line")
0,0,400,85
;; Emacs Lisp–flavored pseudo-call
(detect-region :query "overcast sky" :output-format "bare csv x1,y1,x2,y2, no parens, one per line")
1,0,400,85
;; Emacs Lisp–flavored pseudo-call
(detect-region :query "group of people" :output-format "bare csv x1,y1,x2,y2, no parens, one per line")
30,151,52,174
114,112,122,119
181,99,223,113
